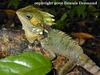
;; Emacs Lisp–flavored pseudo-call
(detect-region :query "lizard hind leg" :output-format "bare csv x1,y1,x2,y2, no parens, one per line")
59,59,77,75
53,55,77,75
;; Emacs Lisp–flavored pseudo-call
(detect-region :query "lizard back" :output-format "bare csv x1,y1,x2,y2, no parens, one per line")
41,29,83,60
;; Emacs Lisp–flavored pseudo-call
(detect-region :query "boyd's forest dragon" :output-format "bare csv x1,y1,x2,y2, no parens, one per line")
16,5,100,75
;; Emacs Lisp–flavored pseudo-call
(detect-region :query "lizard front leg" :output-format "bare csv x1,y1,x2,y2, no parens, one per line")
28,39,56,59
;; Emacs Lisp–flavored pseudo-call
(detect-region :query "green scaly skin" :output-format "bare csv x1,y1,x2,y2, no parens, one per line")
16,5,100,75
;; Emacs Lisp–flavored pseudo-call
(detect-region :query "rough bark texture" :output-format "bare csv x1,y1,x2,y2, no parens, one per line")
0,30,29,57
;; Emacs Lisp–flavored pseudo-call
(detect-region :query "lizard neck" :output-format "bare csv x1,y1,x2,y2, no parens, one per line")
42,24,52,38
22,24,44,43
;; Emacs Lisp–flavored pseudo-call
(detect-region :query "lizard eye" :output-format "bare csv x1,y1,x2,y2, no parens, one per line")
25,13,32,19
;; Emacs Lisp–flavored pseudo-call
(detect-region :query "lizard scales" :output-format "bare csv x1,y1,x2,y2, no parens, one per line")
41,29,100,75
16,5,100,75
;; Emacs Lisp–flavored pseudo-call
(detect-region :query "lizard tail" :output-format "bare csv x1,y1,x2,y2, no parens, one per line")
79,54,100,75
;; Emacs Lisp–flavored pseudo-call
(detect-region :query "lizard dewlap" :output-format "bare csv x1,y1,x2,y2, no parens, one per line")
16,5,100,75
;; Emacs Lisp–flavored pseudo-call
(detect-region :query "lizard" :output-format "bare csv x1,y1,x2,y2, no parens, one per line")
16,5,100,75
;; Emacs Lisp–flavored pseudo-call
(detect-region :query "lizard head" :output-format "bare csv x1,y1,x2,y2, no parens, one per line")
16,5,55,27
16,5,55,42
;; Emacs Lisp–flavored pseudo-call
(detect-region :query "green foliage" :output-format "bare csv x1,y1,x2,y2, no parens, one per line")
55,12,67,29
87,6,100,18
53,5,87,29
70,5,86,17
8,0,20,8
0,52,52,75
53,5,99,31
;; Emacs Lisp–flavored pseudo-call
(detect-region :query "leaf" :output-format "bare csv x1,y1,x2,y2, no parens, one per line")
0,52,52,75
55,12,67,29
3,9,16,16
72,32,94,39
76,5,86,17
60,13,67,21
70,5,86,17
8,0,20,8
87,6,100,18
